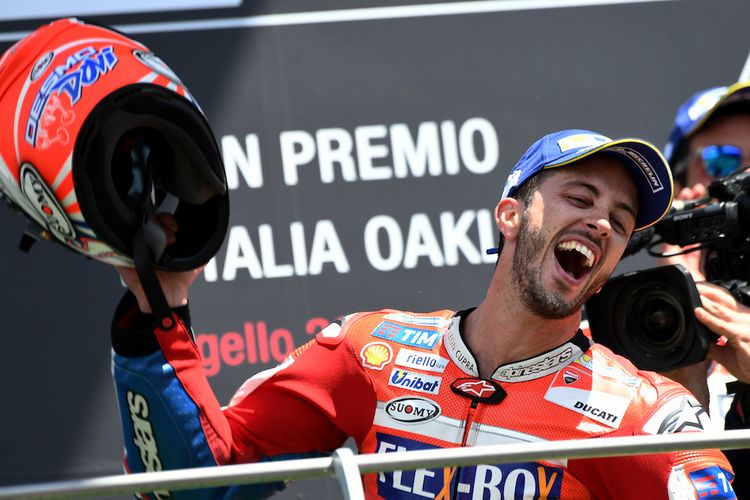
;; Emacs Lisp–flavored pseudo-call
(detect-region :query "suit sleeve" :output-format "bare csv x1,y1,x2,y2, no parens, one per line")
568,375,736,499
111,292,376,499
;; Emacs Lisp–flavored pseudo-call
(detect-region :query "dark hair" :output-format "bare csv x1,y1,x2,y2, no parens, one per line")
672,101,750,185
494,169,550,254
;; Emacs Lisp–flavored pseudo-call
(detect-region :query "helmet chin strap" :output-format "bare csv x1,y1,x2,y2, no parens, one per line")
132,223,174,330
129,134,174,330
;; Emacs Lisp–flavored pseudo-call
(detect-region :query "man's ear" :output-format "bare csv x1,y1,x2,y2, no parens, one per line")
495,198,521,241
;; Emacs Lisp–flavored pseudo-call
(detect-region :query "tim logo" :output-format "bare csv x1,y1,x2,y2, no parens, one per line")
372,321,442,349
26,46,118,146
375,433,563,499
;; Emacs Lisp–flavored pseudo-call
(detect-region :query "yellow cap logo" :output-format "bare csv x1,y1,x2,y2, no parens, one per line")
557,133,610,153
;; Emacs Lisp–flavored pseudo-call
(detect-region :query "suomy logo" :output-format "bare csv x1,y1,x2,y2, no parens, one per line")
133,49,182,84
19,163,75,242
30,52,53,81
385,397,441,424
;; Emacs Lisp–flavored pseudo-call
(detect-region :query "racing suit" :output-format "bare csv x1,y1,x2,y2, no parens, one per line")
112,292,736,499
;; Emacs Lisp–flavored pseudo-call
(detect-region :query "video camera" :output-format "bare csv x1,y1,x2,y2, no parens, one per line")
586,169,750,371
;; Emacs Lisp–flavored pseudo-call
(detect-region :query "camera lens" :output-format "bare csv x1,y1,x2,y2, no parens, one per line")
630,291,685,354
586,264,711,371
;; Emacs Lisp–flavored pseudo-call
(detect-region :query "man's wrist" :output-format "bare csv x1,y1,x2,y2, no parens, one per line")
112,291,192,357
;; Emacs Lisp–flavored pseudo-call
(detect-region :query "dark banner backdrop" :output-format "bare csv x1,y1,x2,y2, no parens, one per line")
0,0,748,497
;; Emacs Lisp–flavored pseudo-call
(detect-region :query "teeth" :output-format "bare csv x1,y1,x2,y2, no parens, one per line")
557,241,594,268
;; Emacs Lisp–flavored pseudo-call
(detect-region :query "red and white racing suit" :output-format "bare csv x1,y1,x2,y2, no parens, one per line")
112,293,736,499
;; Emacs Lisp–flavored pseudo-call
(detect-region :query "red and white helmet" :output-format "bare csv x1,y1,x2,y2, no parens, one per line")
0,18,228,270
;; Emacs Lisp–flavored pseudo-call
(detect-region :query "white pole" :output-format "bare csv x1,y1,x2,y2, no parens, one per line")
740,48,750,81
0,429,748,499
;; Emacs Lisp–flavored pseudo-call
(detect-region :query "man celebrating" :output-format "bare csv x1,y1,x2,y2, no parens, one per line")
114,129,735,498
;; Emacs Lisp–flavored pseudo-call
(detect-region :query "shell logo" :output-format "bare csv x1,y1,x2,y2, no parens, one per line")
360,342,393,370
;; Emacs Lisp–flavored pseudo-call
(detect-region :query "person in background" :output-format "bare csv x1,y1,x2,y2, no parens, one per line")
662,82,750,497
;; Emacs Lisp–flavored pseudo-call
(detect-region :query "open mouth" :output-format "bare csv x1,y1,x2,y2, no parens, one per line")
554,241,595,280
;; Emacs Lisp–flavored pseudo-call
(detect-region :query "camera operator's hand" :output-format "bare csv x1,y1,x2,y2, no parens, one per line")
116,213,204,314
696,282,750,383
657,183,708,281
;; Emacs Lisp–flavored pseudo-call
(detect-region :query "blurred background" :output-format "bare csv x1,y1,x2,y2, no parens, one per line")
0,0,748,497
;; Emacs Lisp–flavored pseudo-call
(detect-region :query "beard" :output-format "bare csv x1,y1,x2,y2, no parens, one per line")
511,213,609,319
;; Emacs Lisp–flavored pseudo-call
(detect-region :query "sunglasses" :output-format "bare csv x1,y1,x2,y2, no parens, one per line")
693,144,745,178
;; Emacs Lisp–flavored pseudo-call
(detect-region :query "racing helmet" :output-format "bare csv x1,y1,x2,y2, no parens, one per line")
0,18,229,270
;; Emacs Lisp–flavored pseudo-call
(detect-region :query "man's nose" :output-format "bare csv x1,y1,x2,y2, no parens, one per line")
586,217,611,239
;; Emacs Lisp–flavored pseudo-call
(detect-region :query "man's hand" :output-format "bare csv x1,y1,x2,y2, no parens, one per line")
696,282,750,383
115,213,203,314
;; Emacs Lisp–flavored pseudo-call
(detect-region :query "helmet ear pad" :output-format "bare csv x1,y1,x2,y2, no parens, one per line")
73,84,229,270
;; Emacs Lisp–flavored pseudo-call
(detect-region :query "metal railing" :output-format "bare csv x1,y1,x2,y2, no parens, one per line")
0,429,748,499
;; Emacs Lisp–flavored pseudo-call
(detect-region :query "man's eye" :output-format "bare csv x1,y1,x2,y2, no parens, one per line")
568,196,588,206
611,217,626,233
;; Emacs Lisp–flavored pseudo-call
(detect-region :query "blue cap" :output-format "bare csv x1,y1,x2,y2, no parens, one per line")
502,129,674,232
664,81,750,165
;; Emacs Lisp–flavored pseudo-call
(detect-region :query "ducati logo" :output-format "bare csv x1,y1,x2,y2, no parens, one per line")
563,370,579,384
450,378,506,405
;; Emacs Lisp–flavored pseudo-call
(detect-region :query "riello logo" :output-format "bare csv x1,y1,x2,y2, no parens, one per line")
385,397,441,424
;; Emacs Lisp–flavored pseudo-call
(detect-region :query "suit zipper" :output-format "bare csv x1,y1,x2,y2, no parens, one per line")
451,400,480,499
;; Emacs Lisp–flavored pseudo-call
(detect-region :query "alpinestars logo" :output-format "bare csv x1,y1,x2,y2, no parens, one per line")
450,378,506,404
657,397,708,434
642,395,712,436
456,380,495,398
494,346,578,381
